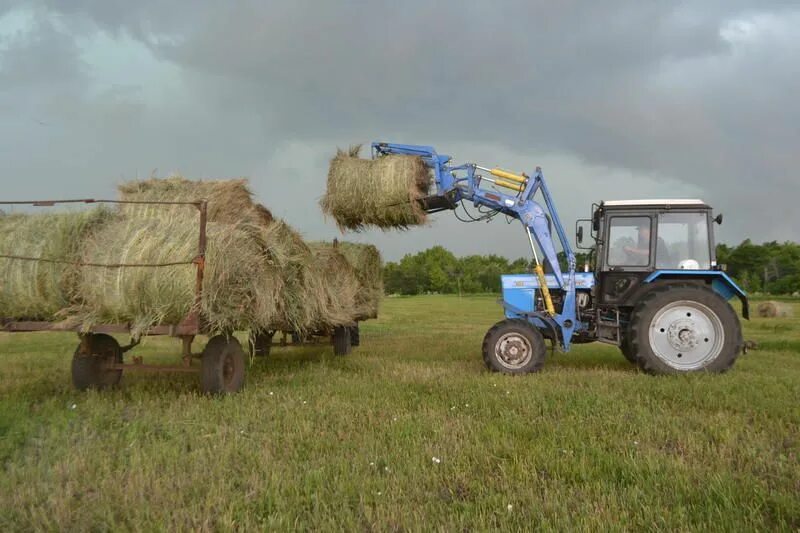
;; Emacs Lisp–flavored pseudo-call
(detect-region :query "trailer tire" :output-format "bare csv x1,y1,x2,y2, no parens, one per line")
482,319,546,374
71,334,123,391
201,335,245,394
249,330,274,358
332,326,351,356
349,324,360,347
630,284,742,375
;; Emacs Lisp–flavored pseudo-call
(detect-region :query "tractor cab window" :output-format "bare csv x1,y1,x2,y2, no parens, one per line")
656,212,711,270
607,216,652,267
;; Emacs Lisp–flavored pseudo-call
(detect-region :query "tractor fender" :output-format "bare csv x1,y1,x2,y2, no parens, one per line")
642,270,749,319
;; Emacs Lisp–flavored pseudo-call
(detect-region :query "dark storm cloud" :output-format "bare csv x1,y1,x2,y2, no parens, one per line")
1,1,799,259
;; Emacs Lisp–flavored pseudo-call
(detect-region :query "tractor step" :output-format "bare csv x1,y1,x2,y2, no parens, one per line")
596,309,623,345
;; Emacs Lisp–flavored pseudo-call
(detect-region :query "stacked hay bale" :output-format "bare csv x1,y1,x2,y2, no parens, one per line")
1,176,384,336
336,242,383,319
110,176,330,335
75,215,273,335
308,242,360,326
320,146,431,231
0,208,113,321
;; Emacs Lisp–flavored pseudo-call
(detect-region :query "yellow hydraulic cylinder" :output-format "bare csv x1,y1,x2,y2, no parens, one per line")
490,168,528,184
494,179,524,192
534,264,556,316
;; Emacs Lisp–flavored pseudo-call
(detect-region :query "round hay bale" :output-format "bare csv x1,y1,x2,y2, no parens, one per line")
118,176,272,226
0,208,113,321
757,301,778,318
75,216,276,336
308,242,360,326
255,219,321,333
320,146,432,231
756,301,794,318
336,242,383,319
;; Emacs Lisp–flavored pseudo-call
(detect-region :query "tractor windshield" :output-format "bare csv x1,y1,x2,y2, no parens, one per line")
656,212,711,270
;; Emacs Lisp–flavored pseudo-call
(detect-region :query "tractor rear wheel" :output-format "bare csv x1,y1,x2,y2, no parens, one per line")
482,319,546,374
629,284,742,374
71,334,123,390
201,335,246,394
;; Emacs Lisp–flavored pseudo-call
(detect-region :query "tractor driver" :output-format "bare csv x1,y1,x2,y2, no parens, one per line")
623,223,671,266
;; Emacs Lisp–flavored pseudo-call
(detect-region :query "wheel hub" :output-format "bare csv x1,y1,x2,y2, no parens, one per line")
648,300,724,370
496,333,532,369
667,320,698,351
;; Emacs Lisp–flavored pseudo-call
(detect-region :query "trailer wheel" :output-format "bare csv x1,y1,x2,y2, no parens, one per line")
332,326,351,356
630,284,743,375
482,319,546,374
249,330,275,357
349,323,360,347
201,335,245,394
71,334,123,391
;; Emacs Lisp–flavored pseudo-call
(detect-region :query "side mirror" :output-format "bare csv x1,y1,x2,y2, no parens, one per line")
592,210,600,232
714,213,723,225
575,219,594,250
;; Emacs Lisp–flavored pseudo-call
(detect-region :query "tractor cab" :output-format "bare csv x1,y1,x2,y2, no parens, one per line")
578,199,724,308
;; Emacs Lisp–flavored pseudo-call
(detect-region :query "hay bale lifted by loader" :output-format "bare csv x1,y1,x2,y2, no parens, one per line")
0,178,383,394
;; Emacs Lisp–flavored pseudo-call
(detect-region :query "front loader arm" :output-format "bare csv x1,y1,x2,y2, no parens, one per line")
372,142,578,342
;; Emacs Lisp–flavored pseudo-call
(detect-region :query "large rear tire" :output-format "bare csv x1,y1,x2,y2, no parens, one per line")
201,335,246,394
482,319,546,374
620,333,638,364
630,284,742,375
71,334,123,391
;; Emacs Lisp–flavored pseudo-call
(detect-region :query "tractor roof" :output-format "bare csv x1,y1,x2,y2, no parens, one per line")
602,199,709,208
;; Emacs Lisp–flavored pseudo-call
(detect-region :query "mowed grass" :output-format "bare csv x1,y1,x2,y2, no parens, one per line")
0,295,798,531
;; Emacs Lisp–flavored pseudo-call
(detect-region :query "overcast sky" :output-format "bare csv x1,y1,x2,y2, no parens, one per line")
1,1,798,261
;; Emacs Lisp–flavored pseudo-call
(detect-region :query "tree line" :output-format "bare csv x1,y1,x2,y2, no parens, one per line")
384,241,800,295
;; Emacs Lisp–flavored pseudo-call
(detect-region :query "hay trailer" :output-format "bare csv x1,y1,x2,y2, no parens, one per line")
0,198,354,394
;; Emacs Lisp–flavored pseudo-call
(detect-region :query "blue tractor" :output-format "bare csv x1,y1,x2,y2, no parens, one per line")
372,142,748,375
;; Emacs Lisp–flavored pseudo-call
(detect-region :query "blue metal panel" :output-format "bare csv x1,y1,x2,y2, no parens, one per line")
502,273,595,290
643,270,749,319
502,275,536,315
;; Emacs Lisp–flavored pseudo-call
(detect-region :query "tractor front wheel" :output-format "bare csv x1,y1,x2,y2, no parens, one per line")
482,319,547,374
629,284,742,374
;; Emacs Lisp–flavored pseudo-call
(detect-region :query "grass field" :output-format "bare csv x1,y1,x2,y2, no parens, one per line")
1,295,798,531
